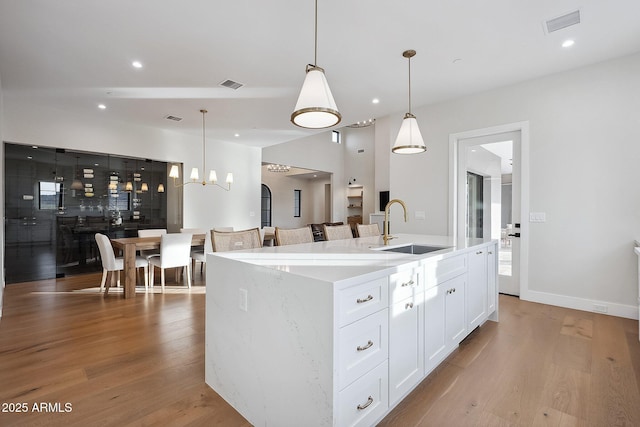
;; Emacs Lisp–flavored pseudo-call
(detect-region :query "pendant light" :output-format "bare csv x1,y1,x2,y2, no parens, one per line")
290,0,341,129
392,50,426,154
168,109,233,190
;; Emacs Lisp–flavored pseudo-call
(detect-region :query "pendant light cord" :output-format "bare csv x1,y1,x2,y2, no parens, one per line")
201,109,207,176
314,0,318,66
408,55,412,114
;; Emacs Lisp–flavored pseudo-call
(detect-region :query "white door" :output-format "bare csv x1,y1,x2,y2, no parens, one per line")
452,127,523,297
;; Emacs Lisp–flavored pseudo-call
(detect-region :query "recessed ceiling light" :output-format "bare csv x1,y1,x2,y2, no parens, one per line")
132,61,143,68
98,104,106,110
372,98,380,104
562,39,575,48
32,145,38,149
234,133,240,137
27,156,33,160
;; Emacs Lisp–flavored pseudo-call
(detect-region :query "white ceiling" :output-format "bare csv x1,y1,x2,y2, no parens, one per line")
1,0,639,149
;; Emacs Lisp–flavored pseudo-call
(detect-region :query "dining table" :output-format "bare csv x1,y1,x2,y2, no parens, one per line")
110,233,205,298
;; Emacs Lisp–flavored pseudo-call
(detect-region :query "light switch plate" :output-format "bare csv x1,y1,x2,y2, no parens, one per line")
529,212,546,222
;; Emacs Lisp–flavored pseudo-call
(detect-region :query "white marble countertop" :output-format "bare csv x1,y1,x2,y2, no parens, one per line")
210,233,495,286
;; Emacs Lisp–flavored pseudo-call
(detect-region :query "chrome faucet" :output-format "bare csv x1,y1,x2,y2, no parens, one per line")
383,199,407,245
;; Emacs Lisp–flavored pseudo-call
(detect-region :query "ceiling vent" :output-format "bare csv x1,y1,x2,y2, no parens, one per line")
219,79,244,90
544,10,580,33
165,115,183,122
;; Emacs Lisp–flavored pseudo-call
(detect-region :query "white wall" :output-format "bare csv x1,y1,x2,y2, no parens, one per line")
343,126,375,223
1,101,262,237
263,131,345,222
380,52,640,318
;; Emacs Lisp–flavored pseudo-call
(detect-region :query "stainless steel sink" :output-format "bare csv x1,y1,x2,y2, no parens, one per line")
379,244,449,255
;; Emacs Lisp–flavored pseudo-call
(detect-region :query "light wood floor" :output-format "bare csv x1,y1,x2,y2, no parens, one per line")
1,274,639,426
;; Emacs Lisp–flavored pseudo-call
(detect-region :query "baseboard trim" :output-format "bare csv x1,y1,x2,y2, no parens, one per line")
521,289,638,320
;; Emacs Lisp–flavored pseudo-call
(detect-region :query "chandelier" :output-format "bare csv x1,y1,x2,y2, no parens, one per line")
267,164,290,173
169,109,233,190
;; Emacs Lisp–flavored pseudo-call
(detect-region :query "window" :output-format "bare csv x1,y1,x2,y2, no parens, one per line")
261,184,272,227
39,181,61,210
294,189,301,217
332,130,341,144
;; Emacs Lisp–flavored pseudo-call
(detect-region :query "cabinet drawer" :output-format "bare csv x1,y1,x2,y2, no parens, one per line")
337,277,388,327
389,269,420,303
424,253,467,290
337,360,389,427
338,309,389,390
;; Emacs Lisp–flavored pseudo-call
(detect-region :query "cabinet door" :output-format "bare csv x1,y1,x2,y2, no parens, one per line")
487,244,497,316
467,248,488,331
389,294,424,405
424,283,446,375
446,275,467,345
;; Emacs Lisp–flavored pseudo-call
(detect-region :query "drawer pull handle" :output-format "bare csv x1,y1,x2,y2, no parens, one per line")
356,295,373,304
476,250,483,255
401,279,415,287
357,396,374,411
357,340,374,351
405,302,414,309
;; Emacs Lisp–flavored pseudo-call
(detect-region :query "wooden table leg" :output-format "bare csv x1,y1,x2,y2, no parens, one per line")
123,242,137,298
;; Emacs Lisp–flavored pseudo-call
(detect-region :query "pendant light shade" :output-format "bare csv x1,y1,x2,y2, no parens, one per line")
392,50,426,154
392,113,426,154
291,65,341,128
291,0,341,129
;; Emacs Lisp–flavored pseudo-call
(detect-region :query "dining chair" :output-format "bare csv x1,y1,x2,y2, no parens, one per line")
260,226,276,246
148,233,193,293
356,223,381,237
309,223,325,241
137,228,167,259
275,226,314,246
95,233,148,294
323,224,354,241
181,228,210,274
211,228,262,252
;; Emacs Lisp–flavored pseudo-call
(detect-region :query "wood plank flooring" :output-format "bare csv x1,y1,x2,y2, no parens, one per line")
1,274,639,426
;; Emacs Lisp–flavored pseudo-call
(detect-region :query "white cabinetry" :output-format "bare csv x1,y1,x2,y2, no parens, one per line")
467,248,488,331
205,237,499,426
423,253,469,375
424,273,467,374
336,278,389,426
487,243,497,316
388,268,424,405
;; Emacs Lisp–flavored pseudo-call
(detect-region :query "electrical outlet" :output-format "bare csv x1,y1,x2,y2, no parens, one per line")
239,288,248,312
593,304,608,313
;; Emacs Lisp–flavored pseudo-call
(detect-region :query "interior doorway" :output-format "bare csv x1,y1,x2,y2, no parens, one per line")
449,122,529,298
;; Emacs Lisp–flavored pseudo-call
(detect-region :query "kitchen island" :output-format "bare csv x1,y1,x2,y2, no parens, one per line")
205,234,498,426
